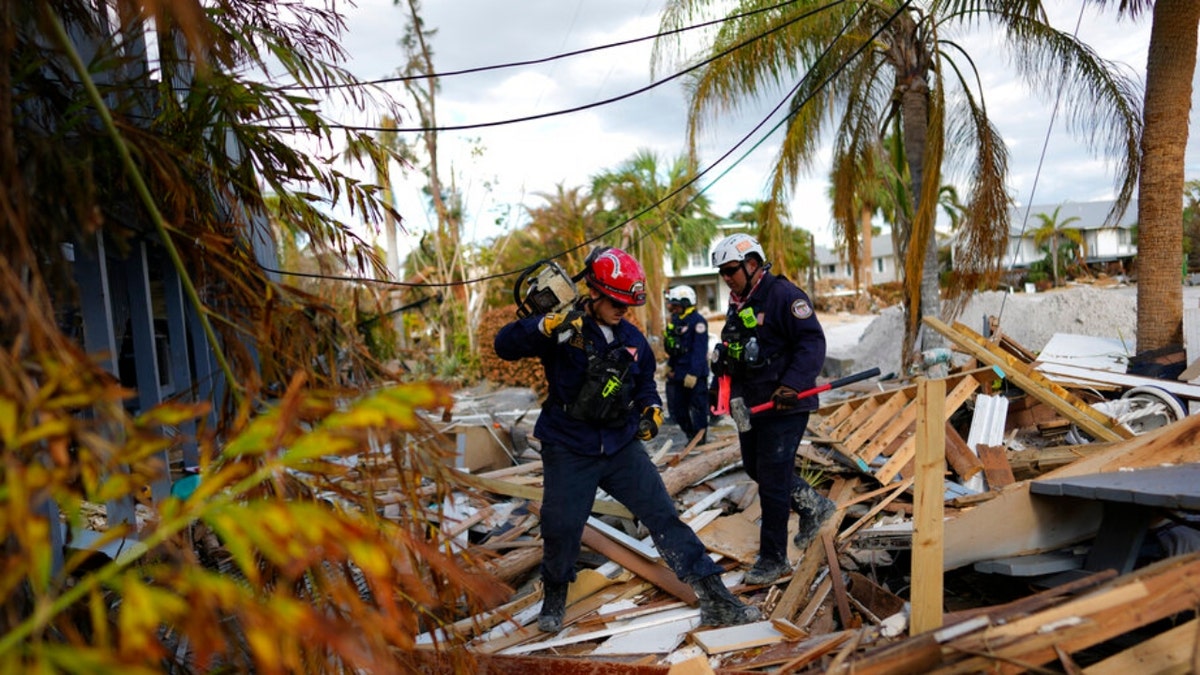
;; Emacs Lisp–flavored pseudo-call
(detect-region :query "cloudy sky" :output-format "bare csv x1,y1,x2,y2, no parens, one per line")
318,0,1200,250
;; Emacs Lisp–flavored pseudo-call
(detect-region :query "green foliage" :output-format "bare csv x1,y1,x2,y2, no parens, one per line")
2,1,497,671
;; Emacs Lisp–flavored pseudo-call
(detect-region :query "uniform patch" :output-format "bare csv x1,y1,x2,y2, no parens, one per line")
695,322,707,334
791,299,813,319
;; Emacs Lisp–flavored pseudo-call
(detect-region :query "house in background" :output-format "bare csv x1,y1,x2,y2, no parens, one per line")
816,234,903,287
1001,200,1138,271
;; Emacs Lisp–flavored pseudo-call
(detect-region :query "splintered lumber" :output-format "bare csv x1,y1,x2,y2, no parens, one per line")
1082,617,1199,675
450,468,634,519
875,375,979,483
482,546,542,585
911,377,945,635
720,629,854,667
944,413,1200,570
942,423,983,481
976,444,1015,489
580,522,697,604
927,552,1200,673
822,532,853,629
923,317,1132,442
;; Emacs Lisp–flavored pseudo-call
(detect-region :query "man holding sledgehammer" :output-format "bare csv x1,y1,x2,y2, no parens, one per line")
710,233,836,585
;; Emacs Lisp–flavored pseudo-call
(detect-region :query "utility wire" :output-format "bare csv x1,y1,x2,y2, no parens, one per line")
264,0,851,134
996,3,1088,326
275,0,806,92
261,0,908,295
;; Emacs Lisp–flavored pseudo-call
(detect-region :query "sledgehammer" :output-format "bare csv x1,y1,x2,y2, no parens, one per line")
728,367,882,433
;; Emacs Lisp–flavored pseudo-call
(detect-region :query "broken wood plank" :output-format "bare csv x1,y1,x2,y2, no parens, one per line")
1082,616,1198,675
579,522,697,603
836,476,914,543
875,375,978,484
943,423,983,481
451,468,633,519
977,444,1015,489
924,318,1131,442
822,531,854,630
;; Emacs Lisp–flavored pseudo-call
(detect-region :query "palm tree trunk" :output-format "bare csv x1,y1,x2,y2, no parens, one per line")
860,206,874,290
1136,0,1199,351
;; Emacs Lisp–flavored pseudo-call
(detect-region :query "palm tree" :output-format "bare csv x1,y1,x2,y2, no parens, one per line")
829,136,908,294
591,150,720,337
1087,0,1200,351
655,0,1141,365
1031,206,1084,287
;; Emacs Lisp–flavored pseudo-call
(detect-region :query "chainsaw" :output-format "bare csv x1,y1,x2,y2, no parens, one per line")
513,258,584,319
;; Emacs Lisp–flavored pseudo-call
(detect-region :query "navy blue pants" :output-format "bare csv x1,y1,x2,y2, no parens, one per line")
737,412,811,563
539,438,722,586
666,380,708,444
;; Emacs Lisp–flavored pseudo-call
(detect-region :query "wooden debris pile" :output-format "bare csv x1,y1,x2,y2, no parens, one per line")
391,316,1200,673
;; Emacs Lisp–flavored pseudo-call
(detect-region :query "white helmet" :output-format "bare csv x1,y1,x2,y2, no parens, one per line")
665,285,696,307
711,233,765,267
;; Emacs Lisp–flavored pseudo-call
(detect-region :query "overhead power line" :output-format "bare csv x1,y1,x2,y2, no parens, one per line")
263,0,911,294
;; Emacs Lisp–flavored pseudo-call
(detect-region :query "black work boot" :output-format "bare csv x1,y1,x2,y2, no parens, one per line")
744,555,791,586
537,582,568,632
691,574,761,627
791,483,836,550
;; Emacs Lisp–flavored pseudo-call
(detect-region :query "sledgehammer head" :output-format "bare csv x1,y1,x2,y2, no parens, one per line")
728,397,753,433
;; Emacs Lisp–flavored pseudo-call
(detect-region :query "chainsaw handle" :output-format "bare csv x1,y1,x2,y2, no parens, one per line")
750,367,883,414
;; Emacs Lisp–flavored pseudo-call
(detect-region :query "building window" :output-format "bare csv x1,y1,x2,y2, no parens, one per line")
876,257,884,273
690,251,707,268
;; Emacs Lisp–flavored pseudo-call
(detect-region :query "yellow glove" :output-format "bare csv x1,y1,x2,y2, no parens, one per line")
539,310,584,338
682,374,698,389
637,406,663,440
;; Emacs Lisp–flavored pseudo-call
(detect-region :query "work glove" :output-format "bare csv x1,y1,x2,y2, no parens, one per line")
539,310,584,339
637,406,663,440
682,374,698,389
771,386,800,409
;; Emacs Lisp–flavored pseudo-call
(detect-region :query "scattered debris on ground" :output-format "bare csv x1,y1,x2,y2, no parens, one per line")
390,287,1200,672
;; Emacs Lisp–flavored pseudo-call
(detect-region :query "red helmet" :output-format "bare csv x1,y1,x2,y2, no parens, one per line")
585,247,647,306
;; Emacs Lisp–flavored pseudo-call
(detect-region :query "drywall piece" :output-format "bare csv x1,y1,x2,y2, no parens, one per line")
500,607,702,655
691,620,786,655
589,607,700,655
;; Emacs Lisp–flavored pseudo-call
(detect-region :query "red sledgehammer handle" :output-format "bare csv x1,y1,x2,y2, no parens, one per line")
748,367,882,415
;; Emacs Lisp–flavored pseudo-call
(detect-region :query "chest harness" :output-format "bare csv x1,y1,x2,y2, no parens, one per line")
565,333,636,427
712,305,763,378
664,307,696,357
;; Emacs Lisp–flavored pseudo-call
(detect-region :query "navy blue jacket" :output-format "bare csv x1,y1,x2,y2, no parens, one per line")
723,271,826,414
494,309,661,455
665,307,709,384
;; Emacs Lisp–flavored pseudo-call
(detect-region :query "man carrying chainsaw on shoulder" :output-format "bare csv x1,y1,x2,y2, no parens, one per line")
710,233,835,586
664,285,709,446
494,246,760,633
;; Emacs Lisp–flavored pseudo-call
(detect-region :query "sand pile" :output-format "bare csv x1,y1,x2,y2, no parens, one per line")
828,285,1139,377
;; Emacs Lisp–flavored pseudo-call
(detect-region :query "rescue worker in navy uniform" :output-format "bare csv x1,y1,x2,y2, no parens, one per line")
663,285,709,445
710,233,836,585
494,247,760,632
